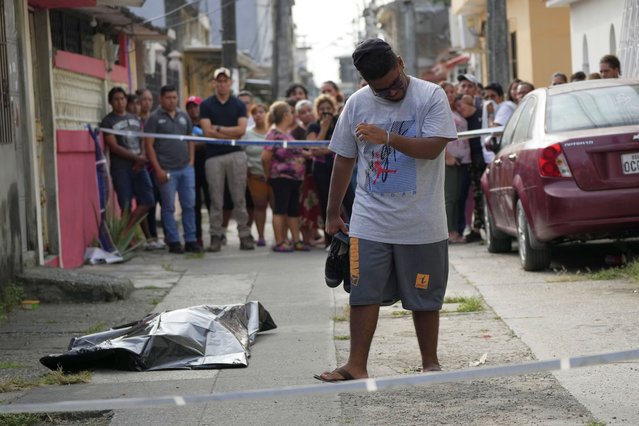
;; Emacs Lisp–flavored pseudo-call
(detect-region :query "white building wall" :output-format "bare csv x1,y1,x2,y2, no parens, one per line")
53,69,121,130
568,0,624,74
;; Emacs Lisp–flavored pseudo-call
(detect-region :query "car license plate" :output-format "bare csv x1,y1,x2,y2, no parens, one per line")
621,152,639,175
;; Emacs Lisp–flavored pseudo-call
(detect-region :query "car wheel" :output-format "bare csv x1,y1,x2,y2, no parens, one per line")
516,200,551,271
483,195,511,253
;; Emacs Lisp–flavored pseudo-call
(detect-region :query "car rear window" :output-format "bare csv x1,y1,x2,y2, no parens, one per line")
546,84,639,133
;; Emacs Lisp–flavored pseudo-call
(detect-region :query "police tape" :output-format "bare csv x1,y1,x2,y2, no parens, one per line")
1,348,637,414
99,128,331,148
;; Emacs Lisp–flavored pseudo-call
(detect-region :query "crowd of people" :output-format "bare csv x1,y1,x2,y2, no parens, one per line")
441,53,622,244
100,68,354,254
100,53,623,255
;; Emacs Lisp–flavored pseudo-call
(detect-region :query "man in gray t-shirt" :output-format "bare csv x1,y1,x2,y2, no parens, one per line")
315,39,457,383
100,87,154,236
144,85,201,254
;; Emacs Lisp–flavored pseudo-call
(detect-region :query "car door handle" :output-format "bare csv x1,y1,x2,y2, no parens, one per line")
508,153,517,161
494,158,502,166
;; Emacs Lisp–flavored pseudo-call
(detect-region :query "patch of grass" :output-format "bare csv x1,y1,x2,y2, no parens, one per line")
332,304,350,322
84,323,106,334
549,259,639,283
586,421,606,426
456,296,483,313
150,298,162,307
40,368,92,386
162,263,176,272
334,335,350,340
588,267,624,280
0,368,92,393
391,310,411,317
0,377,33,393
0,282,24,323
185,252,205,260
444,296,467,304
443,296,484,312
0,413,42,425
0,362,28,369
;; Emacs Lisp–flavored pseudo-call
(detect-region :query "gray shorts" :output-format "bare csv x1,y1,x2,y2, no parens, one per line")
349,237,448,311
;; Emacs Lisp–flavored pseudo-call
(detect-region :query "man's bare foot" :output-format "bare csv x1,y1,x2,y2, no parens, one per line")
313,366,368,382
422,363,442,372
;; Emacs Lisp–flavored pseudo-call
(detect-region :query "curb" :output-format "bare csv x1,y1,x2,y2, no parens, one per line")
17,266,134,303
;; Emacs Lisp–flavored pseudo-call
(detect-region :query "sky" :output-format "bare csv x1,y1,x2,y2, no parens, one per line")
292,0,366,86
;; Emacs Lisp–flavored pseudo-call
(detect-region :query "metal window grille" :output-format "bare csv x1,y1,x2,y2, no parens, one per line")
50,10,93,57
0,0,13,145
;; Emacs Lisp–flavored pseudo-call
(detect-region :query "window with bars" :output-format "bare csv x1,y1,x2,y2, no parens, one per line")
0,0,13,145
50,10,94,57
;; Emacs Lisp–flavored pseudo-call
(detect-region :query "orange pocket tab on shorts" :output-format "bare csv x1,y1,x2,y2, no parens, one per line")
415,273,430,289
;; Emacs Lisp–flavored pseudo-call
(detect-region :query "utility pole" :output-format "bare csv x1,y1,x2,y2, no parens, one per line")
271,0,281,102
401,0,417,77
221,0,238,92
271,0,293,101
363,0,378,39
486,0,510,89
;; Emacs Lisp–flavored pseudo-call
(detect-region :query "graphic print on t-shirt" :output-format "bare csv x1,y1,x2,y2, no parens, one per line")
364,118,417,195
112,118,142,155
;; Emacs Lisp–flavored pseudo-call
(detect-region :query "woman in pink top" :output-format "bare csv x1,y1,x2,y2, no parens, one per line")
262,102,311,252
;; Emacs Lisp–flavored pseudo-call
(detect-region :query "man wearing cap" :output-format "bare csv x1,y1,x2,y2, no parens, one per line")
199,67,254,252
186,95,211,248
456,73,485,243
314,38,457,382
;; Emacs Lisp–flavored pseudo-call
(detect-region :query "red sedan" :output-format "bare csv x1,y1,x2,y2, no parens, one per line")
480,79,639,271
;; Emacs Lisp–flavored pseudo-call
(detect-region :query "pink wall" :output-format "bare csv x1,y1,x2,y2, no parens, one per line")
56,129,100,268
52,47,132,268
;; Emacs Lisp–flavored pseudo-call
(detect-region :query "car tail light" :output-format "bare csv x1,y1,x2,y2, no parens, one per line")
539,144,572,177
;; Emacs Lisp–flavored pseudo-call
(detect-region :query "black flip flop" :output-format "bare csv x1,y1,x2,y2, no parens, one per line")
313,367,355,383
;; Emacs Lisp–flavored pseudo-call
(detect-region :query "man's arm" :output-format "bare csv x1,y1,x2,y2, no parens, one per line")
354,123,452,159
144,137,168,184
104,134,141,162
200,117,222,139
326,154,356,235
188,137,195,166
261,149,273,181
200,117,248,140
218,116,248,139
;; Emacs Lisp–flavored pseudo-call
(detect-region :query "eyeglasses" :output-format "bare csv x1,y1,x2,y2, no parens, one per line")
370,72,405,98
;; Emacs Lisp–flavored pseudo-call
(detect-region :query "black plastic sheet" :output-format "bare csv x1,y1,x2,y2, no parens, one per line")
40,302,276,372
